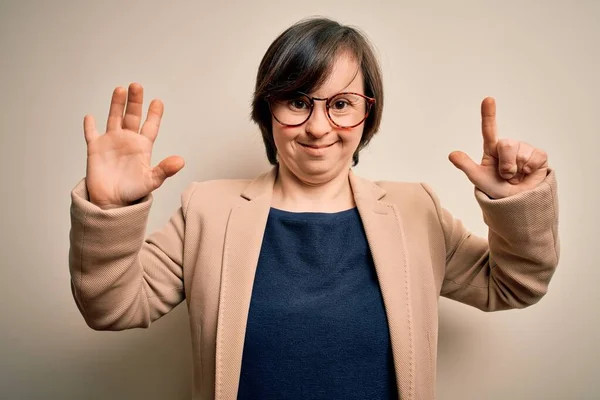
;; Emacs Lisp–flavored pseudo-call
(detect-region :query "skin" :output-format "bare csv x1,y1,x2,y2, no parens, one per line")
449,97,549,199
83,68,549,210
270,52,365,212
84,83,184,209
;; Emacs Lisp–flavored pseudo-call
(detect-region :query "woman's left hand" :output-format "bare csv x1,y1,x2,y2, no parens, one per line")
448,97,549,199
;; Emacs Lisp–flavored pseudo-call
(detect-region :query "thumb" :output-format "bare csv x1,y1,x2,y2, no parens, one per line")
448,151,482,185
152,155,186,188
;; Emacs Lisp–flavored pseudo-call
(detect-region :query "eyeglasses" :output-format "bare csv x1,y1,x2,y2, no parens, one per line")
267,92,376,129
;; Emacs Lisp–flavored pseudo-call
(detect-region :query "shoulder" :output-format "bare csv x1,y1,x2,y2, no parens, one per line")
370,179,445,236
372,179,440,211
179,178,253,216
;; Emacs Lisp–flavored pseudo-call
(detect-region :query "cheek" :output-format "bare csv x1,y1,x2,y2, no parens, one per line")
339,126,364,147
272,123,300,149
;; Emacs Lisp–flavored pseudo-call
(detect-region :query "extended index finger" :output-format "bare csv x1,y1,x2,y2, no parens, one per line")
481,97,498,157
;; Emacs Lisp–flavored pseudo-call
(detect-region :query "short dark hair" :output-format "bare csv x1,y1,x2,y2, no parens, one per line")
251,17,384,166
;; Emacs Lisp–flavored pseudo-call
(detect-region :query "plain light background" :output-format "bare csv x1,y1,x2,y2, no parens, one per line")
1,1,598,399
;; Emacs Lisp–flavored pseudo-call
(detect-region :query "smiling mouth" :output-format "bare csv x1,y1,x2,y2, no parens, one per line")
299,142,337,149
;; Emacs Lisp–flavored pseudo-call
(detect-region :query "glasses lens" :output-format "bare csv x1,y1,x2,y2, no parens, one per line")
270,94,312,126
328,93,368,127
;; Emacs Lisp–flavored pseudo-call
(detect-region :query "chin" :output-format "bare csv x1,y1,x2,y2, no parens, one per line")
295,159,349,179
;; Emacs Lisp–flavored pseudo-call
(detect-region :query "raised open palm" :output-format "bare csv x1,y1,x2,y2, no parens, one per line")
84,83,185,209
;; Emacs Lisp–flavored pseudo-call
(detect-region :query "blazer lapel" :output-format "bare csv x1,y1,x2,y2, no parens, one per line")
214,167,415,400
350,170,416,400
215,168,276,400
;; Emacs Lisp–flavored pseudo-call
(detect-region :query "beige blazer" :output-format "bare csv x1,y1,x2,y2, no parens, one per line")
69,167,559,400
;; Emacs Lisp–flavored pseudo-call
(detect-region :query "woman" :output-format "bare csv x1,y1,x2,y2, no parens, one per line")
69,18,559,400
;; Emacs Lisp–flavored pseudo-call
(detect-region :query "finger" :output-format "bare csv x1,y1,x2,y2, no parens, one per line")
151,155,185,189
122,83,144,133
481,97,499,158
496,138,519,180
509,140,531,184
140,99,164,142
515,142,535,174
522,148,549,174
448,151,486,185
83,115,100,144
107,86,127,132
508,172,525,185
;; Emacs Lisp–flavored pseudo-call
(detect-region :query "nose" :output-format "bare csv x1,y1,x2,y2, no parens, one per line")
305,101,332,138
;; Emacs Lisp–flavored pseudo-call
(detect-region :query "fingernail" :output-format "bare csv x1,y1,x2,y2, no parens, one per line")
523,165,532,174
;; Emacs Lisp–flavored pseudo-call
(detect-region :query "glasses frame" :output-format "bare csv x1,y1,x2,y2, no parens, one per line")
267,91,376,129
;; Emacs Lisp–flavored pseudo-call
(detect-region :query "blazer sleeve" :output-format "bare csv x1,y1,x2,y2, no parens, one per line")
421,169,560,311
68,178,198,330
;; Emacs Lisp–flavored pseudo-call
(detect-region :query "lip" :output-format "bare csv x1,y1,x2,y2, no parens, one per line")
299,142,336,149
298,141,338,157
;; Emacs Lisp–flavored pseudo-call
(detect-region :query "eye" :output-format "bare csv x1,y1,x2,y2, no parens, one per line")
288,98,309,110
331,99,350,110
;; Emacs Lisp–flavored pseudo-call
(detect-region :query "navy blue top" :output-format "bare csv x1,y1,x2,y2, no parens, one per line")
237,207,398,399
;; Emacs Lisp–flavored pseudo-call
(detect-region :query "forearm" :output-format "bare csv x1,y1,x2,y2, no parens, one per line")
431,169,560,311
475,169,560,310
69,179,185,330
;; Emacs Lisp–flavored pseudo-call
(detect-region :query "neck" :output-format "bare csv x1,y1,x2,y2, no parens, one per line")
272,163,356,213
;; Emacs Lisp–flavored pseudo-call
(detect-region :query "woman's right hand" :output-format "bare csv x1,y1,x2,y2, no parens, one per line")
84,83,185,209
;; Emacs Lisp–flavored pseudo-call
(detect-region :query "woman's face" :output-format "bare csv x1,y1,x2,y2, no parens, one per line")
271,53,365,184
